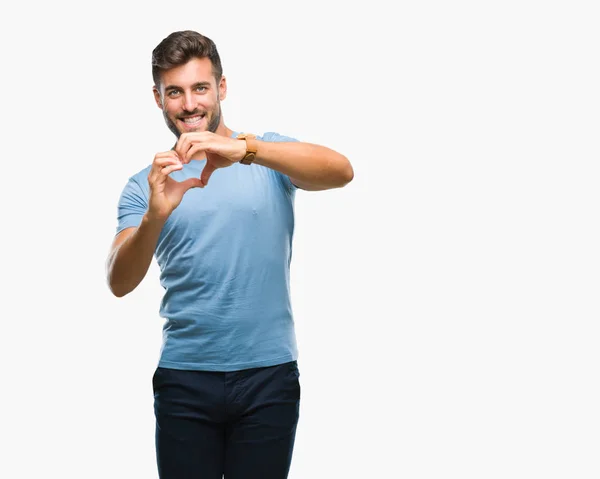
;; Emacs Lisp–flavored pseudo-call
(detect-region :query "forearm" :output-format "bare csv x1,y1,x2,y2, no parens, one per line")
253,141,353,188
107,213,166,297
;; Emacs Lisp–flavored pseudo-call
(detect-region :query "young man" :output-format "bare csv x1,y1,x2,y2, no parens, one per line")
106,30,353,479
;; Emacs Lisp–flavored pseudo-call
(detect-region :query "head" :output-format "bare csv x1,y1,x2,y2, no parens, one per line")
151,31,227,137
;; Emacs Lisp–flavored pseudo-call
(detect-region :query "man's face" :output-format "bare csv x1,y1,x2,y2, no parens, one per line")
153,57,227,138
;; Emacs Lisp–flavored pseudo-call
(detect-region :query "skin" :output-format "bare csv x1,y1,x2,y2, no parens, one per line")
153,57,229,139
106,55,354,297
151,57,245,189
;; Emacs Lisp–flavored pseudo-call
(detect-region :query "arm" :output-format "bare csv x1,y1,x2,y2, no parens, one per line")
106,213,167,297
175,131,354,191
252,141,354,191
107,151,202,297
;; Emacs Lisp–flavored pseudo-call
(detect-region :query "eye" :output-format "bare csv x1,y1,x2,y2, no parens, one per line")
167,90,181,97
195,86,207,92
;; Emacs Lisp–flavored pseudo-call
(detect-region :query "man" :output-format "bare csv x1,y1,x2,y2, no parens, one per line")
106,30,353,479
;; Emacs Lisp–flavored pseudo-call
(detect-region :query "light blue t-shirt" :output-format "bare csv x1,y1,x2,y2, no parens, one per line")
115,131,299,371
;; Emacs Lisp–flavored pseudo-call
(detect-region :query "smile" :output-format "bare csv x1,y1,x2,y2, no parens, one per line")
180,115,205,127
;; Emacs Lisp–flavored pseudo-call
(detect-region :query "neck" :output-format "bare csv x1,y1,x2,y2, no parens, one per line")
214,121,233,137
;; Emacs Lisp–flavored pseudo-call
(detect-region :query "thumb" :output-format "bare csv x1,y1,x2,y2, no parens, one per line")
180,177,204,191
200,163,217,186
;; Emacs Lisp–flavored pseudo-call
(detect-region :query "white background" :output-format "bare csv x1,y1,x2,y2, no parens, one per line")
1,0,599,477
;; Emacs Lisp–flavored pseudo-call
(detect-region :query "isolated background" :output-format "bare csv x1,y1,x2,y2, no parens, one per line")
1,0,599,478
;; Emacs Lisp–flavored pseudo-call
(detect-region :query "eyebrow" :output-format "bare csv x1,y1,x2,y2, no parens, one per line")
164,81,211,92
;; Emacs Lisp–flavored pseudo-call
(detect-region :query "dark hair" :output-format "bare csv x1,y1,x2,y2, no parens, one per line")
151,30,223,87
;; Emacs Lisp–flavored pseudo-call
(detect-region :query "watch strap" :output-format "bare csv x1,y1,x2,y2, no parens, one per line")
237,133,258,165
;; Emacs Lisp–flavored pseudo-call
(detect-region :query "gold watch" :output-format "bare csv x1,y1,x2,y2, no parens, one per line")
237,133,258,165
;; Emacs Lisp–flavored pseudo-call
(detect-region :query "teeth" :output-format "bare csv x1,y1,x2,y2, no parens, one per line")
183,116,203,123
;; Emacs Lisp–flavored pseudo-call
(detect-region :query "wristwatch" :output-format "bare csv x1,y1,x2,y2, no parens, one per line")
237,133,258,165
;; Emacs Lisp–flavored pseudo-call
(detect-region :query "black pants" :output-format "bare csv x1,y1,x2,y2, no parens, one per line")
153,360,301,479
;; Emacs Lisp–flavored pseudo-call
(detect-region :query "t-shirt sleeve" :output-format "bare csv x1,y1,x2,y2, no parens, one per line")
261,131,300,191
115,175,148,235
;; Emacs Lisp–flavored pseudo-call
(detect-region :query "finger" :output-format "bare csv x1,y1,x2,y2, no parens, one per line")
200,162,217,187
155,150,181,161
149,162,182,184
180,177,204,191
160,164,183,176
186,144,205,162
155,150,180,158
152,155,181,172
175,134,190,160
176,132,208,162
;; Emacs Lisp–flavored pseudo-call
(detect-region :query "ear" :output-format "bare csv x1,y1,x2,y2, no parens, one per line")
218,75,227,101
153,86,163,110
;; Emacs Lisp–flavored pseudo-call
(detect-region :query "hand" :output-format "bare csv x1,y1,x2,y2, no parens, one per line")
175,132,246,186
147,151,204,221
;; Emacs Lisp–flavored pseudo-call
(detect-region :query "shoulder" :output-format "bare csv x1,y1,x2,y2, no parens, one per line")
259,131,300,143
118,164,152,199
125,164,152,185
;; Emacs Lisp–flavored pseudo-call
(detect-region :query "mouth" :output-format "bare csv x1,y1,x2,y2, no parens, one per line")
179,113,206,128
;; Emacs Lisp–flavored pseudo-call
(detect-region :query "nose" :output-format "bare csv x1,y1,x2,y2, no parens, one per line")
183,91,196,113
